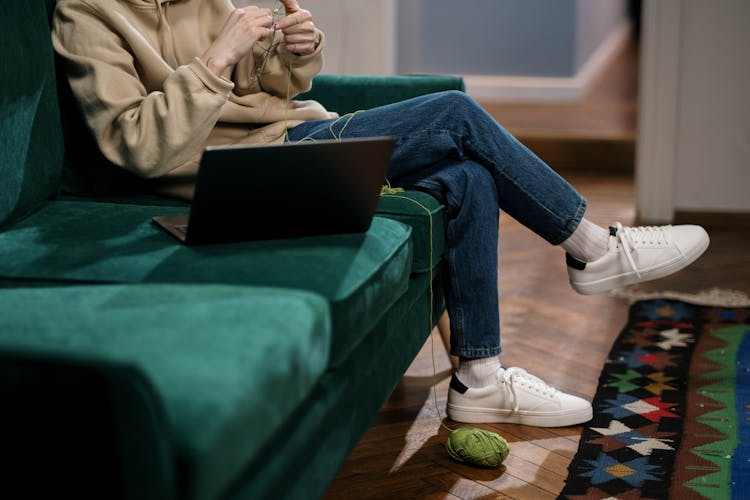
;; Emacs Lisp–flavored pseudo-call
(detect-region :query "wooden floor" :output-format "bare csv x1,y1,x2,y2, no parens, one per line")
324,173,750,499
324,34,750,497
482,37,639,172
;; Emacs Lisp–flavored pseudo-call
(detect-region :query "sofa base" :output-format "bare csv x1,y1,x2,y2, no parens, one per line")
225,270,444,500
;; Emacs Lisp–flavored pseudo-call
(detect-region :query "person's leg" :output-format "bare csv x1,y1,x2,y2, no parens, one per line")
289,91,709,297
289,95,594,427
287,91,707,426
399,159,502,360
290,112,506,359
288,91,586,247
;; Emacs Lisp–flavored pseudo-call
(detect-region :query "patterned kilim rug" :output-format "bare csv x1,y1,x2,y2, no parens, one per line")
559,296,750,499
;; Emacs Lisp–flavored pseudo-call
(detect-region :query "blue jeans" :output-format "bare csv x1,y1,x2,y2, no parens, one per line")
286,91,586,358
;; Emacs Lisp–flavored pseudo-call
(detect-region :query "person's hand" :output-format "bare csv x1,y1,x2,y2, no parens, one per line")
274,0,319,56
201,6,275,76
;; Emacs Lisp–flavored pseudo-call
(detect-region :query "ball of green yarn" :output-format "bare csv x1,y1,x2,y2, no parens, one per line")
445,427,509,468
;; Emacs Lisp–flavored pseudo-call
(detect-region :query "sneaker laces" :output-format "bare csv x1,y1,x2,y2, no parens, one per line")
613,222,673,279
501,367,558,413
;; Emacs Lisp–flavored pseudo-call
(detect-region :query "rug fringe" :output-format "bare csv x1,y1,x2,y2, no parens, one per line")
611,287,750,307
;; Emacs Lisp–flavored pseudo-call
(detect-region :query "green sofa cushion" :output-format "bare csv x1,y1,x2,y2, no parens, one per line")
0,0,64,228
376,190,445,273
0,284,331,500
54,190,444,274
296,74,466,115
0,200,411,366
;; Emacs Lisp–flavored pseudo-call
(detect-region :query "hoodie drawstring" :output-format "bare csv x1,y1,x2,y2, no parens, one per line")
155,0,179,68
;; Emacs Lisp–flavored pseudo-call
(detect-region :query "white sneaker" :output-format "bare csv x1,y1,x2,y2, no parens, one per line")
446,367,593,427
567,222,709,295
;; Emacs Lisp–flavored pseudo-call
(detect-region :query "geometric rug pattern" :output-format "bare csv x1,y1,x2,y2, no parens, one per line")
559,299,750,499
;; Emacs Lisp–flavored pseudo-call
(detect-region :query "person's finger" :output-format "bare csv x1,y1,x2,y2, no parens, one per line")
203,6,275,73
232,6,274,32
278,0,300,15
279,22,314,39
236,5,273,19
283,28,314,44
274,9,311,30
285,42,315,55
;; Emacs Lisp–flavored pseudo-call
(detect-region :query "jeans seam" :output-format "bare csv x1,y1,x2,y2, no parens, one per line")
413,172,503,358
446,210,465,354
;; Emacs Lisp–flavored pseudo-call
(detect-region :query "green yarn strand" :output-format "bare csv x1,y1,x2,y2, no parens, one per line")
379,184,404,196
445,427,509,468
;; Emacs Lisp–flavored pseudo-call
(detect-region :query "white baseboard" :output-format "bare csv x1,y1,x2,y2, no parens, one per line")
464,21,632,103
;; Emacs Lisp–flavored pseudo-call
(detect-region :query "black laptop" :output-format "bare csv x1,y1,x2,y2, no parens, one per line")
152,137,396,245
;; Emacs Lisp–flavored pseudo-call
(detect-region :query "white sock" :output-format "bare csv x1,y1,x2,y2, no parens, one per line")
456,357,502,388
560,218,610,263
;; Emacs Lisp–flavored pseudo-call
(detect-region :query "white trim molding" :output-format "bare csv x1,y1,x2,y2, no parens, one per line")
463,21,632,103
635,0,683,224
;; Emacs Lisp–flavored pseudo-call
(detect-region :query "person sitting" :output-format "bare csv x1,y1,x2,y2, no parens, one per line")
51,0,709,427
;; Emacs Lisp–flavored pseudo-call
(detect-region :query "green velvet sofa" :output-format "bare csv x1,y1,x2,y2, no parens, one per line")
0,1,464,499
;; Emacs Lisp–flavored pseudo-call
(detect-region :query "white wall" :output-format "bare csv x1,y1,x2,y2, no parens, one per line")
637,0,750,221
673,0,750,212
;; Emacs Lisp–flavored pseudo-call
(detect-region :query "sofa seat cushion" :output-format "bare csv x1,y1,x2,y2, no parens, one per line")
297,74,466,115
0,200,411,365
376,190,445,273
56,189,444,274
0,283,330,500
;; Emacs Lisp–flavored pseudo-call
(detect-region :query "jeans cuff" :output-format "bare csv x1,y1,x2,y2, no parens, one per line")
549,197,588,246
451,346,502,358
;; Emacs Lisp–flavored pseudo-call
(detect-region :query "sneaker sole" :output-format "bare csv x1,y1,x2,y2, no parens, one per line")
446,403,593,427
570,232,710,295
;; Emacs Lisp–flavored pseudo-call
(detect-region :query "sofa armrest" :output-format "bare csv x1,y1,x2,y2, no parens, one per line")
296,74,465,115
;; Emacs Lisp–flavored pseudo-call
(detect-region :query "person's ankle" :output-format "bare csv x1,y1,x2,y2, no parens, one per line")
456,357,502,388
561,218,610,263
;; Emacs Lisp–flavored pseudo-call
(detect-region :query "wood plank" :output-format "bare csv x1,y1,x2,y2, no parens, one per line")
424,472,509,499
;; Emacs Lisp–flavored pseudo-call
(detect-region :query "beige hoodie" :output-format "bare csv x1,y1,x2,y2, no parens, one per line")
52,0,334,199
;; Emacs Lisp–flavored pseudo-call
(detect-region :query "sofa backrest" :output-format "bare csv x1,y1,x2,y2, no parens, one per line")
0,0,65,228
